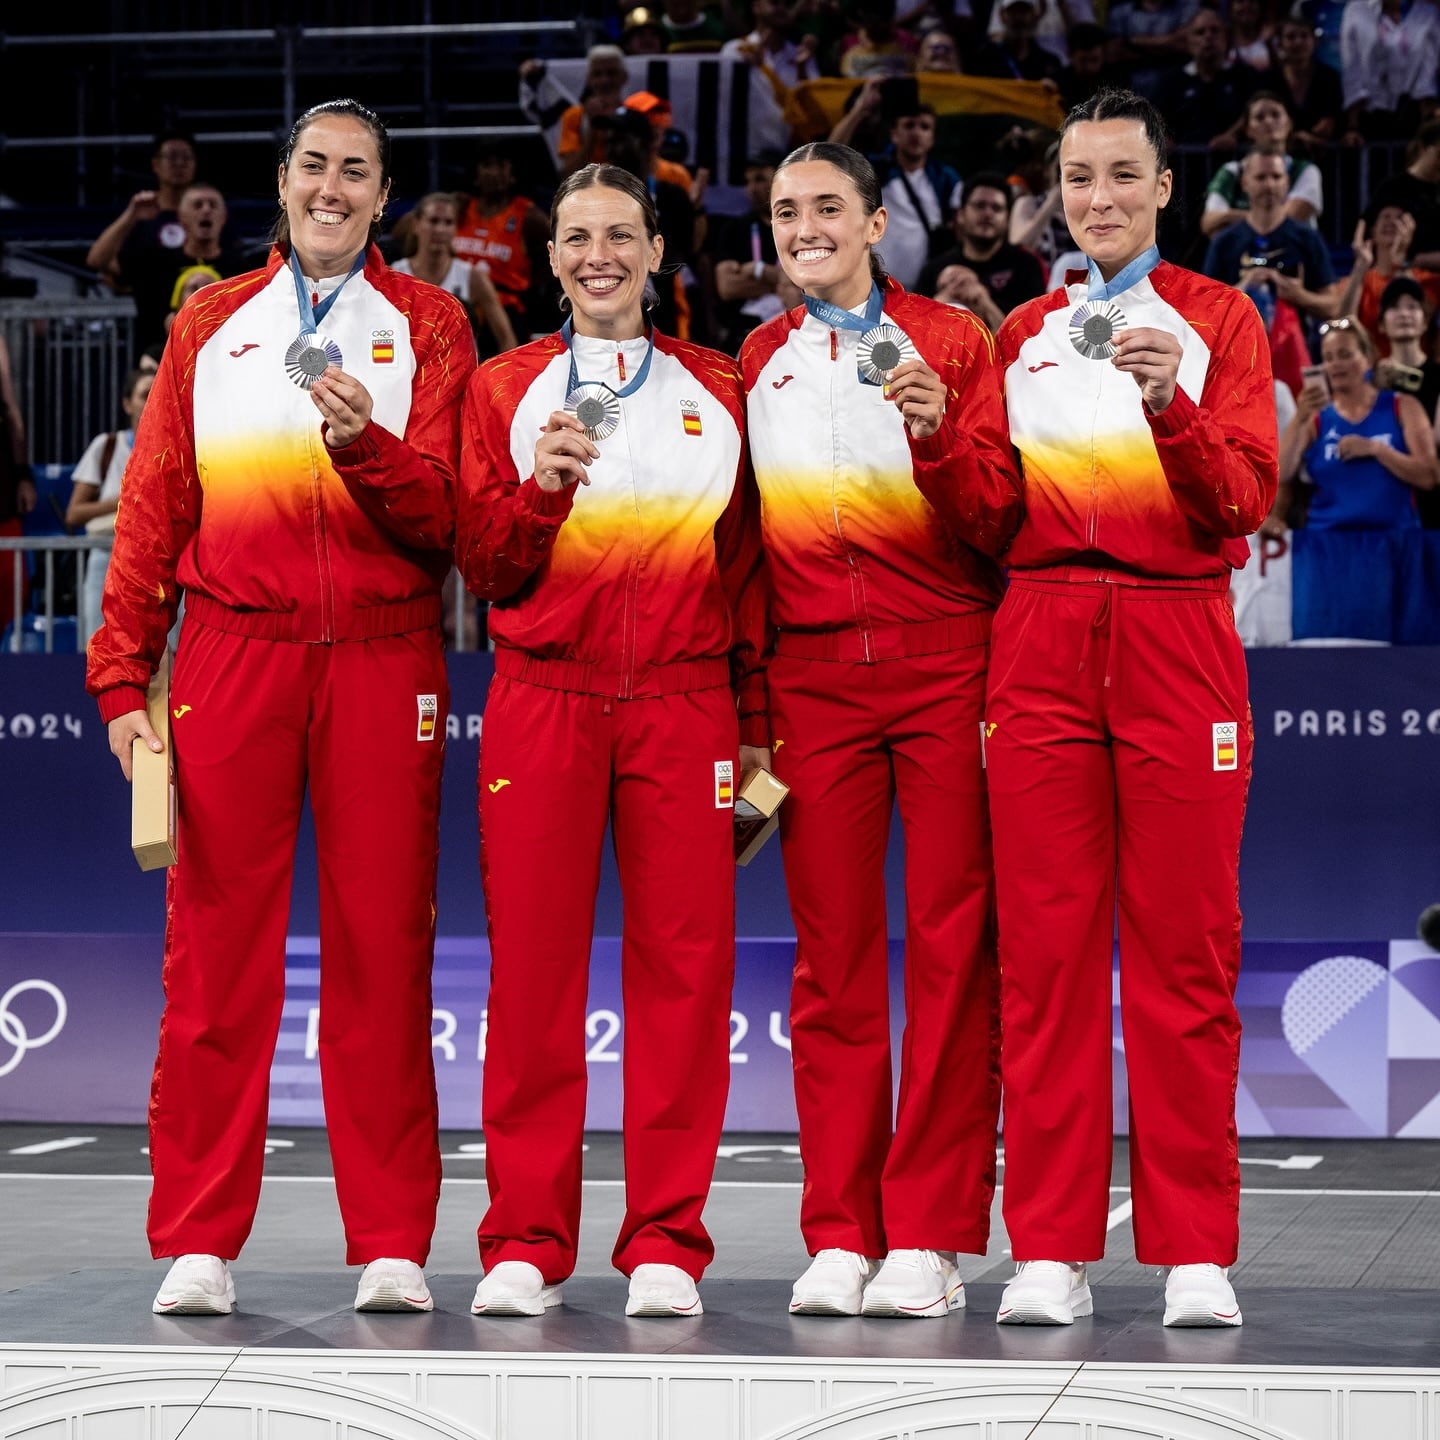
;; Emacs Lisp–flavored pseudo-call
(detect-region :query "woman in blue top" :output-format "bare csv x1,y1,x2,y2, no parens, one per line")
1278,316,1437,529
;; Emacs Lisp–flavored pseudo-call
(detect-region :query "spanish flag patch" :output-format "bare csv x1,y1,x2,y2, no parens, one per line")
681,398,702,436
372,329,395,364
1212,721,1237,771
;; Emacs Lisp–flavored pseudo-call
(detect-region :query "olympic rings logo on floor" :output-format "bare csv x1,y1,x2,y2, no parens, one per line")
0,980,68,1078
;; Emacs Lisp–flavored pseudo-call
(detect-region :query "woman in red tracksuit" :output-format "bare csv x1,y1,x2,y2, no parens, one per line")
989,89,1277,1330
741,142,1023,1319
457,164,767,1320
89,99,475,1317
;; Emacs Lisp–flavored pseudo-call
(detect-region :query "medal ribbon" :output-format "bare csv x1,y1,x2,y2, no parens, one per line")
803,282,885,333
1086,245,1160,302
562,318,655,400
289,248,365,337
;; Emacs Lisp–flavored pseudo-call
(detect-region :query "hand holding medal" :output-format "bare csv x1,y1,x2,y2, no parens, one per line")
312,364,375,447
883,356,947,440
534,410,600,492
1109,325,1181,414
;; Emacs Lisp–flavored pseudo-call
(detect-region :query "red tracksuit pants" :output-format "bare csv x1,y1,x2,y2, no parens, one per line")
476,674,738,1283
768,638,1000,1258
985,574,1249,1265
150,619,447,1263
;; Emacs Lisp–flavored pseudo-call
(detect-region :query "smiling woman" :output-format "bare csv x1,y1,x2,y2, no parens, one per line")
85,97,478,1321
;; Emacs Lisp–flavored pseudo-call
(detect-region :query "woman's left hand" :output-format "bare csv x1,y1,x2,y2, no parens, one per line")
313,366,374,448
739,743,772,776
885,358,946,440
1336,433,1377,461
1112,327,1182,414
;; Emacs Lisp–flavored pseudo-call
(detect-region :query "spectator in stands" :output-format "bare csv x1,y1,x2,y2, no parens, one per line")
105,182,247,357
622,6,669,54
1340,0,1440,143
917,173,1047,329
66,367,154,645
982,0,1096,66
872,106,962,290
85,132,199,284
1367,119,1440,268
1105,0,1200,101
709,152,788,352
1056,23,1127,110
393,192,518,358
1271,11,1343,151
828,75,897,159
1374,276,1440,427
0,334,34,639
1199,91,1325,238
840,1,918,76
555,46,631,177
1227,0,1273,71
656,0,734,51
1276,317,1436,558
1161,9,1263,150
623,91,701,199
915,29,963,72
971,0,1063,82
161,266,223,345
454,145,553,341
1203,151,1339,321
1007,135,1073,271
88,96,475,1322
1337,205,1440,354
722,0,820,84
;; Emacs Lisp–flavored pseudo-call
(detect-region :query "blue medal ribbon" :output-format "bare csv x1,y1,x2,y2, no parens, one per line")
289,248,365,337
803,282,885,333
1086,245,1160,302
562,317,655,400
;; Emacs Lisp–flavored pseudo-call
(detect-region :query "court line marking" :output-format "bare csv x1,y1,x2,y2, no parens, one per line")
1106,1198,1134,1230
7,1137,96,1156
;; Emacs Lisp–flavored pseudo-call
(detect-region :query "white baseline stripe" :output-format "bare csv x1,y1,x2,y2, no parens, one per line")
7,1137,96,1156
1106,1198,1134,1230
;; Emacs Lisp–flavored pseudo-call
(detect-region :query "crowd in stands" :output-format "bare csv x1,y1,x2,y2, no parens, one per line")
8,0,1438,651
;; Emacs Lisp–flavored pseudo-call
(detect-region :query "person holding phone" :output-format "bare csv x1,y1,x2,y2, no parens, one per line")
1374,276,1440,417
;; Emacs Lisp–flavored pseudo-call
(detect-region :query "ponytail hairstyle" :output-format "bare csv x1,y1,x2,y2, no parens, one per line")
773,142,888,284
548,164,666,314
273,98,392,249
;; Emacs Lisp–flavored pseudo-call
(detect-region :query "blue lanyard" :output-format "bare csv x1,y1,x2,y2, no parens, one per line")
289,248,365,336
1087,245,1160,301
803,282,885,333
562,317,655,399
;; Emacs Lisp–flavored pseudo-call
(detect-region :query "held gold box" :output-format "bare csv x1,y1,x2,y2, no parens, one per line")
131,650,176,871
734,767,789,867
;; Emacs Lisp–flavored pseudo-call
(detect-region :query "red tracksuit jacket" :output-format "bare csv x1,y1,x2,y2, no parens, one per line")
456,330,768,744
87,244,476,721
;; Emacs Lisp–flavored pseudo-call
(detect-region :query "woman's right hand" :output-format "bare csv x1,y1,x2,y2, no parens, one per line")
108,709,163,784
534,411,600,492
1296,379,1328,422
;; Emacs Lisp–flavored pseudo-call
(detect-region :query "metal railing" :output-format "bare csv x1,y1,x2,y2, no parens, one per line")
0,535,484,654
0,299,136,472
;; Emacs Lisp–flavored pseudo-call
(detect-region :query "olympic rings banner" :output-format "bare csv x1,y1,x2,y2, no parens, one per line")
1,648,1439,1134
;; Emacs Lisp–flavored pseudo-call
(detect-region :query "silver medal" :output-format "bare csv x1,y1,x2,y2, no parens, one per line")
857,323,918,385
284,333,343,389
1068,300,1128,361
565,383,621,442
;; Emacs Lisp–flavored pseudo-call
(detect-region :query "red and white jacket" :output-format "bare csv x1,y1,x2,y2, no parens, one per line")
998,262,1278,579
87,244,476,722
456,329,768,745
740,279,1022,653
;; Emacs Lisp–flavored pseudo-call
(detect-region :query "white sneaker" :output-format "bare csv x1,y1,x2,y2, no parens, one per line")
861,1249,965,1318
788,1249,877,1316
354,1257,433,1313
1163,1264,1243,1327
152,1254,235,1316
996,1261,1092,1325
471,1260,564,1317
625,1263,703,1317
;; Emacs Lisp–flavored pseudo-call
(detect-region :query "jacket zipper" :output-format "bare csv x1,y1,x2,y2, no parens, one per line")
827,327,873,661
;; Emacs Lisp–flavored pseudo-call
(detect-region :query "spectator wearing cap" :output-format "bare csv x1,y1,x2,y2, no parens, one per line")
1203,151,1339,322
722,0,819,85
916,170,1046,329
1338,204,1440,357
622,7,668,53
1367,119,1440,270
1340,0,1440,144
981,0,1096,66
1200,92,1325,239
1271,11,1343,151
971,0,1063,81
1160,9,1263,151
871,105,962,290
623,91,697,195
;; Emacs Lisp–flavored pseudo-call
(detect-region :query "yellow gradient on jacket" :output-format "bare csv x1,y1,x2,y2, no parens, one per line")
195,434,347,513
757,464,940,556
547,484,725,585
1015,430,1173,523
